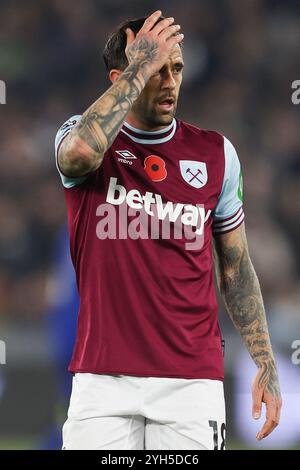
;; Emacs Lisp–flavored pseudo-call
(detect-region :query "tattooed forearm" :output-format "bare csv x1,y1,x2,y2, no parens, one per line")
75,62,149,153
60,64,147,176
59,38,158,177
214,225,280,397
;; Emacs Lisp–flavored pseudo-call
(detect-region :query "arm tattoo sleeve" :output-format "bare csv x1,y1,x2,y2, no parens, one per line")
74,63,147,155
61,38,159,174
214,227,280,398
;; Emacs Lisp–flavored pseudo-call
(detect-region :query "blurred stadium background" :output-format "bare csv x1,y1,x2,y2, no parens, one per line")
0,0,300,450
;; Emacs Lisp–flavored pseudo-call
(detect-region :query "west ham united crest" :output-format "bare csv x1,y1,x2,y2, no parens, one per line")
179,161,208,189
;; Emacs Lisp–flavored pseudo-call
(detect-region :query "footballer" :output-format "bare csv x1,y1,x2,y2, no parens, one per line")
55,11,282,449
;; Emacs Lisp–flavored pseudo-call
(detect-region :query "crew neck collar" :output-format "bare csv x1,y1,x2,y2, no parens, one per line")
121,118,176,144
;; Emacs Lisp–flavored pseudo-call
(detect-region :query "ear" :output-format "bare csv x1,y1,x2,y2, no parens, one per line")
109,69,123,83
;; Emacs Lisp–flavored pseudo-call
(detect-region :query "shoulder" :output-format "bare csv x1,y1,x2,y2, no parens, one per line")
176,120,241,165
54,114,89,189
176,119,224,147
55,114,82,144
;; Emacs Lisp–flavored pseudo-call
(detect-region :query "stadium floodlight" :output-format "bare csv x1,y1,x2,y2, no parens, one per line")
0,340,6,365
0,80,6,104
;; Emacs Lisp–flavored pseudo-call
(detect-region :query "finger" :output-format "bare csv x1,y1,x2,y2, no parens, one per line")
256,396,279,440
139,10,162,34
159,24,181,41
166,33,184,48
125,28,135,47
252,384,263,419
256,417,278,440
151,17,174,35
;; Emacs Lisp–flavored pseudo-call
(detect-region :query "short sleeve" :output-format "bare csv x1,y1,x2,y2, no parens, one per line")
54,114,88,188
212,136,245,234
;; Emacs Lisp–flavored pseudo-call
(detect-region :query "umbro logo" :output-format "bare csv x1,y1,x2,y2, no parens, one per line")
115,150,137,159
115,150,137,166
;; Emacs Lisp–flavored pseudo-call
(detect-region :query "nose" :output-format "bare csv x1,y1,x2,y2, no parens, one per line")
161,70,176,90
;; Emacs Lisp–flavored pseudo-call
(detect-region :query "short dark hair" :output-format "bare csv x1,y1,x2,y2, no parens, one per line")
103,15,182,72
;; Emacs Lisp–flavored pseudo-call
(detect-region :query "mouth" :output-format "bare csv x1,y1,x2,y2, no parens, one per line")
157,97,175,113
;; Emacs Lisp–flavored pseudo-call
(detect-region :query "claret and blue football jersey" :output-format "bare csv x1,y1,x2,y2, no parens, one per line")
54,115,244,380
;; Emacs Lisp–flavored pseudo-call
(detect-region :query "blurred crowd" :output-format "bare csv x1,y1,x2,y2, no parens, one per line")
0,0,299,447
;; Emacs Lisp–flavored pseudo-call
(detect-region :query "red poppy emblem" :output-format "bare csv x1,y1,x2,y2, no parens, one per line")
144,155,167,182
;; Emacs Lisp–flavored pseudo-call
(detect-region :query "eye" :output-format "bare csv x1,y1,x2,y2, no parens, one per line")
173,65,184,74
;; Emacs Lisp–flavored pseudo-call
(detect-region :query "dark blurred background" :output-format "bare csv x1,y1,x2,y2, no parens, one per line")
0,0,299,450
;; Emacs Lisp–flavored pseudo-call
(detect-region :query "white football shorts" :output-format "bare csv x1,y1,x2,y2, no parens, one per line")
62,373,226,450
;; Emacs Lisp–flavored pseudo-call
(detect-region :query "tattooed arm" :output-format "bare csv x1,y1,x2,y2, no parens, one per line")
213,223,282,441
58,10,183,177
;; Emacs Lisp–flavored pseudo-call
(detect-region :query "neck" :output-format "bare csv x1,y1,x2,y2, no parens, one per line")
125,112,171,132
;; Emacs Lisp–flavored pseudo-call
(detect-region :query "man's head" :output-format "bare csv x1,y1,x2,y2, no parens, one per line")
103,16,184,129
